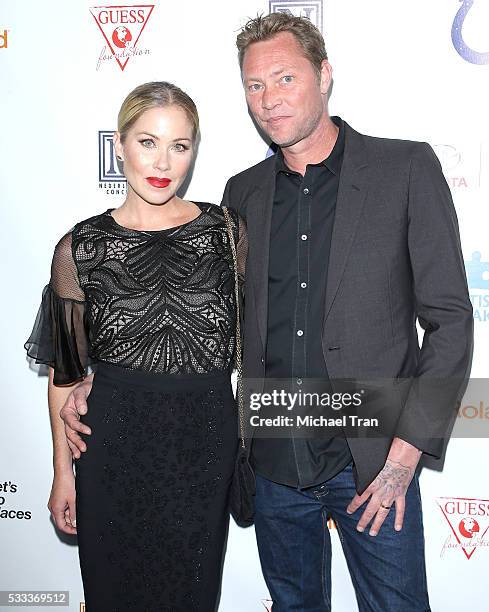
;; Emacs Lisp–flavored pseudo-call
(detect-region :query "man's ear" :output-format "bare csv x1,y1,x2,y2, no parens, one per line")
319,59,333,95
113,131,124,161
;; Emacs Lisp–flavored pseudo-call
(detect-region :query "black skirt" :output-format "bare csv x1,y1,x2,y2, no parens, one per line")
74,362,238,612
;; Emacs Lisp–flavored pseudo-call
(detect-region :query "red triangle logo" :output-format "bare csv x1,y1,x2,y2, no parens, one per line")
90,5,155,71
436,497,489,560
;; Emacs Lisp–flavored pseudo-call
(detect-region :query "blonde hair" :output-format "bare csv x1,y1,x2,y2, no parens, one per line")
237,13,328,79
117,81,200,143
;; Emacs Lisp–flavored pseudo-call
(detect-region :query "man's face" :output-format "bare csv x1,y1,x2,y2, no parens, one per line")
242,31,331,148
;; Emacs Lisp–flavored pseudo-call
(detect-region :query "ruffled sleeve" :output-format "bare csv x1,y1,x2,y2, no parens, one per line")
24,232,91,386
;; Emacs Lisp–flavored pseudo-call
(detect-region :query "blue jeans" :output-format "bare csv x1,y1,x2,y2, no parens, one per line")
254,463,430,612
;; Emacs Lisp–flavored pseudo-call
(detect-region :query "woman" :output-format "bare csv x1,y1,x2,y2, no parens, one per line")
25,81,246,611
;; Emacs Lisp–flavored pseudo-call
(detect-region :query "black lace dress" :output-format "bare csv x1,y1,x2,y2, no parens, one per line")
25,202,247,612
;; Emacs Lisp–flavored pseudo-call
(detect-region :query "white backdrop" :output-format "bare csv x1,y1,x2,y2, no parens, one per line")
1,1,488,610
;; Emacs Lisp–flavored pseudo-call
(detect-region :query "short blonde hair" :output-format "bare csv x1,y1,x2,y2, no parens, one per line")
117,81,200,143
237,13,328,79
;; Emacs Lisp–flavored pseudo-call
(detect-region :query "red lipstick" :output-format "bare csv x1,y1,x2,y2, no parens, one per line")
146,177,172,188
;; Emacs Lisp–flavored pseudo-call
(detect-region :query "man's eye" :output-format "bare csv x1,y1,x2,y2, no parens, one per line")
248,83,262,92
281,75,294,83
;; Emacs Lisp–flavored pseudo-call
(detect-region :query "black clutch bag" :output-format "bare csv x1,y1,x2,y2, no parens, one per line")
223,206,256,528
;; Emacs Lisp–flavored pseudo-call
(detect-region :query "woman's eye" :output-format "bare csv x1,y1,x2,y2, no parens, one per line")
139,138,155,148
174,143,189,152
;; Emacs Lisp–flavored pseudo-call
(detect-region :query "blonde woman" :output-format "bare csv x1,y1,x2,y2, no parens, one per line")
25,82,246,611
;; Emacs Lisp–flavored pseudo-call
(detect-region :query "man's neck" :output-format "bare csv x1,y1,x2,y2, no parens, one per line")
281,115,339,176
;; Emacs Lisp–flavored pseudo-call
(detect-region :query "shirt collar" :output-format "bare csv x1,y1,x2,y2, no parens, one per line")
275,115,345,176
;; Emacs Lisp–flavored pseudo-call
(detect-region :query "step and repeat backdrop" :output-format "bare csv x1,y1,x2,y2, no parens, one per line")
1,1,488,610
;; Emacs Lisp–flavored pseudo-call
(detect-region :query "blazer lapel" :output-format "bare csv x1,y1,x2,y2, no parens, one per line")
323,123,370,323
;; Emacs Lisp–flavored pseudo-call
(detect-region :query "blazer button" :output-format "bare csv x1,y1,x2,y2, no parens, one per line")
328,346,341,351
261,357,264,363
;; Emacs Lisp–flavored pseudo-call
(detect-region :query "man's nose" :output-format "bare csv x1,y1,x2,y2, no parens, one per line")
261,85,281,110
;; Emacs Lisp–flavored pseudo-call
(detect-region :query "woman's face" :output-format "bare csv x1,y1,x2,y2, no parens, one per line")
114,105,195,206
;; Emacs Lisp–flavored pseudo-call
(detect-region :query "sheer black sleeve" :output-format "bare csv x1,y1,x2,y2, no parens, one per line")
24,232,91,386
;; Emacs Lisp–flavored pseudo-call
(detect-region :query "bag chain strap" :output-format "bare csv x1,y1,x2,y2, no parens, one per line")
223,206,246,450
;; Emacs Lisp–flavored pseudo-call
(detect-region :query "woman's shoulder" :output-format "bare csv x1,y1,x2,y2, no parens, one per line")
197,201,242,224
72,209,113,232
52,210,113,256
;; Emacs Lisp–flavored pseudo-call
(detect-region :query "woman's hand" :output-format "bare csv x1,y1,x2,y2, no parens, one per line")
48,471,77,535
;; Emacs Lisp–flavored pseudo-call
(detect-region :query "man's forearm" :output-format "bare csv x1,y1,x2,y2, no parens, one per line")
387,437,422,468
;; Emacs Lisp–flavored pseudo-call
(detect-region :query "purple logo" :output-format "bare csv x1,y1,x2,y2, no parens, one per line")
269,1,323,32
451,0,489,65
98,130,127,196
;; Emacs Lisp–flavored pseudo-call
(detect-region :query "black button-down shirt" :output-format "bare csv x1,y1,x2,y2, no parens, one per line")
251,116,353,489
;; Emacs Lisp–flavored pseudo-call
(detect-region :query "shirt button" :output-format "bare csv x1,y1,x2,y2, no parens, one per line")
300,282,307,288
301,234,308,241
303,188,310,195
297,329,304,336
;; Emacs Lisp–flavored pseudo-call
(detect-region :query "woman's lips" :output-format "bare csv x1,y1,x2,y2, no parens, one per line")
146,177,172,188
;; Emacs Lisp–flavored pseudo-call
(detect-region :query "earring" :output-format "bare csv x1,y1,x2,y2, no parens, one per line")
116,155,123,161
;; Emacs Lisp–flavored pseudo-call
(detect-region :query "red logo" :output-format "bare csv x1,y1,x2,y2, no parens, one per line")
437,497,489,560
90,5,155,71
112,26,133,48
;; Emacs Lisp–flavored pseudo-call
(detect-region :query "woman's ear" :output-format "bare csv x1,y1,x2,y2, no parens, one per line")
113,131,124,161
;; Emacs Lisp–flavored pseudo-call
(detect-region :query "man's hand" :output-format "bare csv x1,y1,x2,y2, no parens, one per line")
346,437,422,536
59,374,94,459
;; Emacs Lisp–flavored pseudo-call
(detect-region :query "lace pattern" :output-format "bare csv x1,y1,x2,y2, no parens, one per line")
26,202,247,382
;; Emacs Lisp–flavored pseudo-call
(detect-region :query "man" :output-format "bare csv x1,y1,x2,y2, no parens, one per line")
61,13,473,611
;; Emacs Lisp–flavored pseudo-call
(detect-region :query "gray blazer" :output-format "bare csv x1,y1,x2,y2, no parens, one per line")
222,119,473,494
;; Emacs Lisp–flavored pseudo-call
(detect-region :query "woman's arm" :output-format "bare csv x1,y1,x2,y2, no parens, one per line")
47,367,78,535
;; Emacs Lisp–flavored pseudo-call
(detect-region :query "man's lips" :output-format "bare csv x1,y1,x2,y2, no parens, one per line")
266,116,290,125
146,177,172,188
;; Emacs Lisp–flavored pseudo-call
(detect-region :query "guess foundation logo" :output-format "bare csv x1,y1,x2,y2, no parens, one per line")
437,497,489,559
90,5,155,70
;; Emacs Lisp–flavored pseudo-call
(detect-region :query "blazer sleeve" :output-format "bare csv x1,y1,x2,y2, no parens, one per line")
393,142,474,457
221,176,234,209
